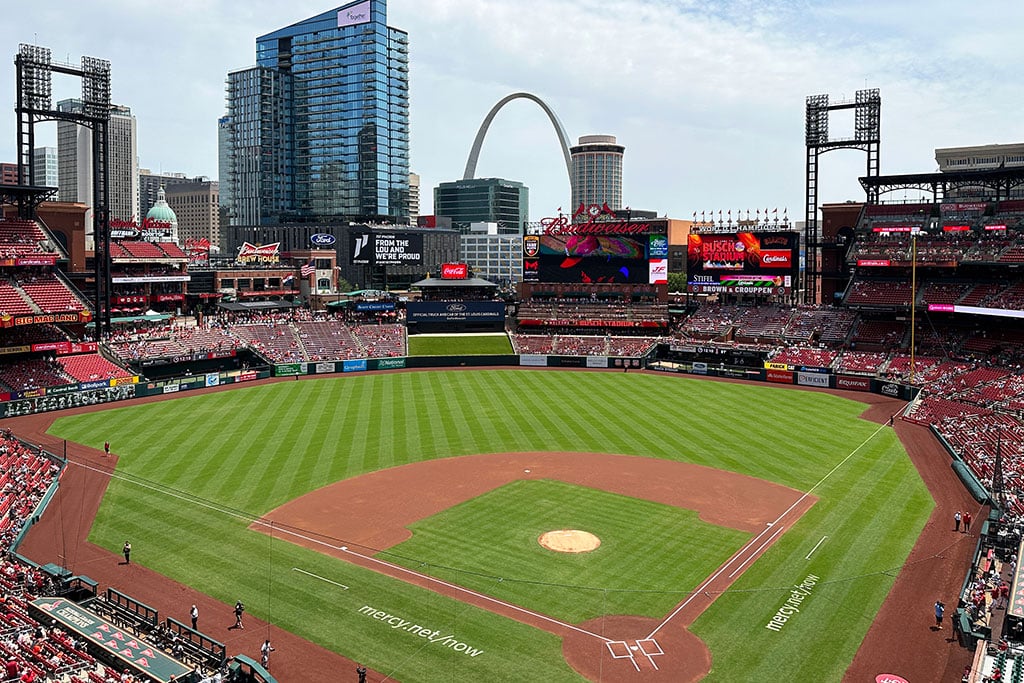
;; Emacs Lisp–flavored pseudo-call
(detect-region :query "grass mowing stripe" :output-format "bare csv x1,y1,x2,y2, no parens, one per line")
47,370,931,683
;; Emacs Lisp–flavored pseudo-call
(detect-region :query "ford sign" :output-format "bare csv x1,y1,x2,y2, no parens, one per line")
310,233,336,247
446,303,467,312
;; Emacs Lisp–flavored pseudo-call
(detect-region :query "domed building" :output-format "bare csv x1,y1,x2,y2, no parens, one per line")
143,186,179,242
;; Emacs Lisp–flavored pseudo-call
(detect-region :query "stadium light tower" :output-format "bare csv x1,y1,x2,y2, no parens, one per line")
804,89,881,304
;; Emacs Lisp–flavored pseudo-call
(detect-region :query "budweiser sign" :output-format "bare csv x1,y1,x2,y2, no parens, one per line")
440,263,468,279
236,242,281,265
540,203,653,236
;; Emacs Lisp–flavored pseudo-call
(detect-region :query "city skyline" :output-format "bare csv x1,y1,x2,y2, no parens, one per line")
1,0,1022,223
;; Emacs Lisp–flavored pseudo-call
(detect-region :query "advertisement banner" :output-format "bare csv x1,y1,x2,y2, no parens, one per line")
687,231,798,294
343,359,367,373
375,358,407,370
206,373,220,387
877,381,902,398
797,372,830,388
350,232,424,266
586,356,608,368
238,371,258,382
520,355,548,367
692,361,708,375
440,263,469,279
765,361,789,371
648,258,668,284
767,369,794,384
835,375,871,392
528,233,653,284
355,302,396,312
314,362,336,374
406,302,505,324
275,363,303,376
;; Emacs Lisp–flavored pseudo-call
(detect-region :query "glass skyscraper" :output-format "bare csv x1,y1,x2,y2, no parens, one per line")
226,1,410,225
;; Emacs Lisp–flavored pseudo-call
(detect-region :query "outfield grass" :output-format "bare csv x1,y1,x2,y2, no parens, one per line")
407,334,513,356
46,371,932,682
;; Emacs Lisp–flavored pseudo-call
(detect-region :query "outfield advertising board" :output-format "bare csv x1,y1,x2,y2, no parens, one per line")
520,355,548,366
343,359,367,373
406,302,505,324
836,375,872,392
797,372,830,388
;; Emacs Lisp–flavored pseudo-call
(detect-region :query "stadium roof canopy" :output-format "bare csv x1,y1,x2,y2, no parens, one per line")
410,277,498,288
859,167,1024,201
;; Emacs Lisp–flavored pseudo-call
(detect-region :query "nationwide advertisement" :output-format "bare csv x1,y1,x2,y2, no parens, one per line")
687,231,798,294
350,232,424,266
406,302,505,324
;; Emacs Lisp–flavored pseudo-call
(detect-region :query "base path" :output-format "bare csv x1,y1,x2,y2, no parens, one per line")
262,451,816,681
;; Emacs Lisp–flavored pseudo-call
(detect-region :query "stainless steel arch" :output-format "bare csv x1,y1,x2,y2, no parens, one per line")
463,92,575,194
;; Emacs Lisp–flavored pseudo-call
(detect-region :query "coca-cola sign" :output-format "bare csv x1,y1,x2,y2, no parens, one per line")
440,263,468,279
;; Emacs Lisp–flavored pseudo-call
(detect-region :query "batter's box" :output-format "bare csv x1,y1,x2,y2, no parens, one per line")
636,638,664,670
606,640,640,671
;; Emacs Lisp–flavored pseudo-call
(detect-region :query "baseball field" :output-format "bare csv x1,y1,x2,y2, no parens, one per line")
37,369,931,681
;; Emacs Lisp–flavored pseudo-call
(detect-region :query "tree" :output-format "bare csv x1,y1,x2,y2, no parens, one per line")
337,278,354,292
667,272,687,294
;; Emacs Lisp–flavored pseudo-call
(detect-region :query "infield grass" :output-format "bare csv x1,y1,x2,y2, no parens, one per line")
45,370,931,682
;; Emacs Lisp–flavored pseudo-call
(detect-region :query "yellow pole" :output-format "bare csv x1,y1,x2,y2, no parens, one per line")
910,234,917,385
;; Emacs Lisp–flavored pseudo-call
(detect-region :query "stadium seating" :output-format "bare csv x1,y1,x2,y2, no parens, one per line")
58,354,133,382
18,275,86,313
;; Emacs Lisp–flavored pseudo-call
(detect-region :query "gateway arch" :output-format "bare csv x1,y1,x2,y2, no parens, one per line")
463,92,575,195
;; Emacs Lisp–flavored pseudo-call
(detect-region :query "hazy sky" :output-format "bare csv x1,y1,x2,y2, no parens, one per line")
1,0,1022,222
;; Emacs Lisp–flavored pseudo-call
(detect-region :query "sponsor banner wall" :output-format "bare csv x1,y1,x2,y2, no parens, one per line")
765,361,788,371
355,301,396,312
835,375,871,392
406,301,505,324
350,232,424,266
343,359,367,373
206,373,220,387
799,366,829,374
275,363,303,376
374,358,407,370
586,356,608,368
766,369,794,384
692,361,708,375
314,362,336,374
520,354,548,367
797,372,830,388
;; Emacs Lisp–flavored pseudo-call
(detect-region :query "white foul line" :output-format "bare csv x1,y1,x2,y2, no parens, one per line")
805,536,828,560
292,567,349,590
728,525,784,578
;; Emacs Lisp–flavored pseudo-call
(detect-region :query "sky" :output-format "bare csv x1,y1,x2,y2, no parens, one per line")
1,0,1022,223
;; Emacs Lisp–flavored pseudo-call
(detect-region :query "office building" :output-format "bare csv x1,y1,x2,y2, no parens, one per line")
217,115,233,226
434,178,528,234
166,181,220,248
570,134,624,212
57,99,139,233
224,1,410,225
32,147,58,187
936,143,1024,172
139,169,191,215
460,230,522,286
0,163,16,185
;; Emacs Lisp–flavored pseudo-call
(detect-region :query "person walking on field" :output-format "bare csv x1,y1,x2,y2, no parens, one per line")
935,600,945,629
103,441,110,456
260,639,275,669
965,511,973,533
190,605,198,630
233,601,245,629
122,541,131,564
954,511,962,532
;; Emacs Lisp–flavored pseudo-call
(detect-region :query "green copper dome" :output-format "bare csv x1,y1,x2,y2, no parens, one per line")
145,186,178,226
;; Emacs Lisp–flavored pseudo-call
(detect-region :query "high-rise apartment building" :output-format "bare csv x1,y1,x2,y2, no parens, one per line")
217,115,233,224
57,99,139,227
32,147,58,188
434,178,528,234
408,172,420,225
225,1,410,226
0,163,16,185
570,134,624,212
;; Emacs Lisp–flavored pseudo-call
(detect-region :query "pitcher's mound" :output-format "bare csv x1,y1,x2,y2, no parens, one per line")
539,529,600,553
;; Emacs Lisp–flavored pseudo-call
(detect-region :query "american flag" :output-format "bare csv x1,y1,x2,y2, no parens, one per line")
300,258,316,277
